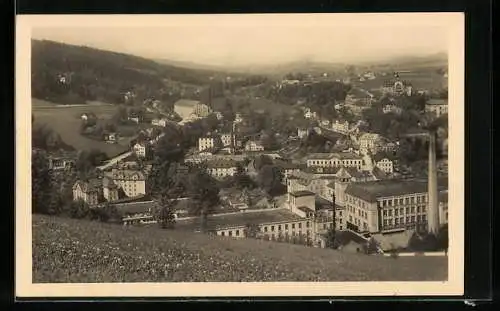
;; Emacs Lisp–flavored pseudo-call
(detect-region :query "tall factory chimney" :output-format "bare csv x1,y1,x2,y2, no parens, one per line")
427,131,440,235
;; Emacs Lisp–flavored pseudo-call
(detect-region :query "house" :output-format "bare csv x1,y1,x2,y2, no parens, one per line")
297,128,310,139
382,103,402,115
343,179,448,234
234,113,244,124
110,168,147,198
425,99,448,118
72,179,103,206
133,142,147,158
103,132,118,144
244,140,264,152
198,135,221,152
330,120,350,134
274,159,303,184
220,133,234,147
205,159,238,179
375,158,394,174
128,116,140,124
214,111,224,120
47,154,75,171
151,118,168,127
303,108,317,119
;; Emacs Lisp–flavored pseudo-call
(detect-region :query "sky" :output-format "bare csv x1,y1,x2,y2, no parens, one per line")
31,14,451,68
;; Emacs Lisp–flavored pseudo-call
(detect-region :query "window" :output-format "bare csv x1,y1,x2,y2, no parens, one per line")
285,224,289,230
383,210,387,216
339,211,342,217
399,198,404,205
406,207,410,214
221,232,225,236
395,218,399,225
229,231,233,236
236,230,240,236
411,216,416,222
278,225,281,231
395,209,399,216
405,198,409,205
271,226,275,232
388,209,393,216
323,224,327,229
417,206,421,213
306,221,310,228
411,207,415,213
264,226,268,232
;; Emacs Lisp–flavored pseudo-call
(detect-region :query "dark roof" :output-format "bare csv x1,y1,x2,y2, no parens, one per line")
205,159,238,169
176,209,304,231
289,190,316,197
426,99,448,106
335,230,369,246
371,167,389,180
345,179,448,202
113,201,155,216
303,166,341,175
298,206,313,213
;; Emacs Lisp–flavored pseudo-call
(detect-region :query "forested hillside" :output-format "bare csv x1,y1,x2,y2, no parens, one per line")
31,40,219,105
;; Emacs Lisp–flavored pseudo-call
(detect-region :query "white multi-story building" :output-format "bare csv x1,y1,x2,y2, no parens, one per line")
330,120,350,134
198,136,216,152
151,118,168,127
344,179,448,234
297,128,310,139
206,160,238,179
110,168,147,198
375,158,394,174
133,142,147,158
220,133,233,147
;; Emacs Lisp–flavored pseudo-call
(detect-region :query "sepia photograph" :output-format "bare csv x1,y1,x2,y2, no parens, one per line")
16,13,464,297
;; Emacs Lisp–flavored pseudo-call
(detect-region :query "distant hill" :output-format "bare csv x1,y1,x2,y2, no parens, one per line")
31,40,224,105
32,214,448,282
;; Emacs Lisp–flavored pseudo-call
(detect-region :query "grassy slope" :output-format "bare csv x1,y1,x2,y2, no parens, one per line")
33,215,447,283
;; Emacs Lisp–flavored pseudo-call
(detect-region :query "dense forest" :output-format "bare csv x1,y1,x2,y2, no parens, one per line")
31,40,225,105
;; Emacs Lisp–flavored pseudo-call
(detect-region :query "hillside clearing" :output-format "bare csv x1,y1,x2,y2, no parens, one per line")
32,215,447,283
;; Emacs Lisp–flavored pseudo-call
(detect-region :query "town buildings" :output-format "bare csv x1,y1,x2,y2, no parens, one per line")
297,128,310,139
425,99,448,118
174,99,211,122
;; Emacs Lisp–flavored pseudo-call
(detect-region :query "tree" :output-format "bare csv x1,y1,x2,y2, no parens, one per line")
32,150,55,214
324,228,337,249
234,163,255,190
186,165,220,232
156,193,176,229
436,225,449,252
257,164,284,196
363,237,380,254
69,199,90,219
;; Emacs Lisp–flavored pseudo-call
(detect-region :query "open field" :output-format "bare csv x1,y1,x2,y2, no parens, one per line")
32,98,131,157
32,214,448,283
